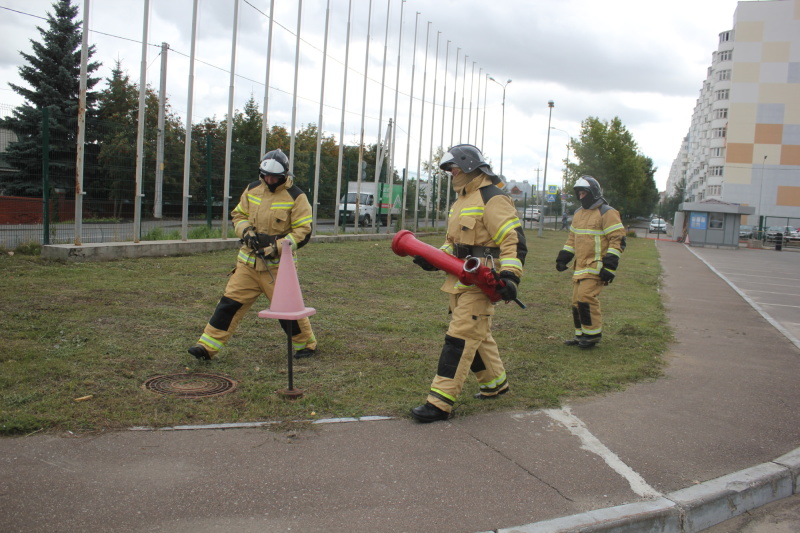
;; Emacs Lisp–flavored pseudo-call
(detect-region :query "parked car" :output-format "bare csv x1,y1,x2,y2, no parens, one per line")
649,217,667,233
521,207,541,222
739,225,754,239
765,226,797,241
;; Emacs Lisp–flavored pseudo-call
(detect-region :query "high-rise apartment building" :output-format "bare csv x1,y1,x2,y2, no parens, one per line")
667,0,800,226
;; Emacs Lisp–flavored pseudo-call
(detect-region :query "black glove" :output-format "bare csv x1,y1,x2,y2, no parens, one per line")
255,233,276,249
241,226,257,249
413,256,439,272
599,253,618,283
555,249,574,272
496,271,520,302
599,268,615,283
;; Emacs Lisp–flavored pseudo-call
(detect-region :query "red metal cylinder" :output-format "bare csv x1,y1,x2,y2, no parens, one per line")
391,230,502,302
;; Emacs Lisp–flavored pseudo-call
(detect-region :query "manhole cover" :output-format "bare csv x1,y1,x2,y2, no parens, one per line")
143,373,237,398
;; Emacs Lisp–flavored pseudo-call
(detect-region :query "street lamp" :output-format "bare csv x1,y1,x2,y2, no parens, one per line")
758,155,767,236
539,100,554,237
550,126,571,215
488,76,511,177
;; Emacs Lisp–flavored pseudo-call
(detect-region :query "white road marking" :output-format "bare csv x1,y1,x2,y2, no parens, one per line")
544,406,662,499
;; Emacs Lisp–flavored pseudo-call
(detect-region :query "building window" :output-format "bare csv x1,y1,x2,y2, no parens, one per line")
712,127,727,138
709,213,724,229
713,108,728,120
711,147,725,157
718,69,731,81
719,31,731,43
709,166,724,176
718,50,733,61
715,89,729,100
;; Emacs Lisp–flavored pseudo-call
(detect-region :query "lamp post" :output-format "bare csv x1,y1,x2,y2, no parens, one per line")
539,100,554,237
550,126,571,216
758,155,767,237
488,76,511,177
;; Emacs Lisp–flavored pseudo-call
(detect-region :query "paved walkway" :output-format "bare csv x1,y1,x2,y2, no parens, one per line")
1,240,800,533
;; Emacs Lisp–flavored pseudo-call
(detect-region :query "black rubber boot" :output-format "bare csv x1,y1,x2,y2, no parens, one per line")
578,334,602,349
410,402,450,423
564,335,585,346
188,345,210,360
473,388,510,400
293,348,316,359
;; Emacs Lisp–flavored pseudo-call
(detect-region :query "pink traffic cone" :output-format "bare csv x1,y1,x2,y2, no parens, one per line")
258,240,316,320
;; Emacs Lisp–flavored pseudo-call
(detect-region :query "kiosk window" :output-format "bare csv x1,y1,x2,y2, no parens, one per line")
709,213,724,229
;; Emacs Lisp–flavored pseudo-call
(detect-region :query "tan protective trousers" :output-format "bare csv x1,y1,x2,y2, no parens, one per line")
196,264,316,358
571,277,604,337
427,291,508,413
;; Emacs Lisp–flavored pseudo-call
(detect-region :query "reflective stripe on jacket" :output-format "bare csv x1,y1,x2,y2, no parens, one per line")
440,174,526,294
563,204,624,279
232,177,313,271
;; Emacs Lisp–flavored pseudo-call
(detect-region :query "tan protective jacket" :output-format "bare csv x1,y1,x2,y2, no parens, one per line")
439,174,526,294
231,177,313,271
563,204,625,280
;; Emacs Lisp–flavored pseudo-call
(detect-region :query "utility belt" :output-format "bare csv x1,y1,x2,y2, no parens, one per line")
453,243,500,259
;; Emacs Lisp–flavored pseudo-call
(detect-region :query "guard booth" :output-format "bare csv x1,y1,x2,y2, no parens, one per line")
675,199,755,249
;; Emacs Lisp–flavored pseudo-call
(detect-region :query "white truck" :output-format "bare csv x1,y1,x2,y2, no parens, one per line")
338,181,402,227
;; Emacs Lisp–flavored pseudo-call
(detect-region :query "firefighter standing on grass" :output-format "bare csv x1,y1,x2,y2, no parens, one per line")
409,144,527,423
555,176,625,349
188,149,317,361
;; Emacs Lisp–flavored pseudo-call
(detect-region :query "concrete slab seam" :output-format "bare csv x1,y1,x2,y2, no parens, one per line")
684,245,800,350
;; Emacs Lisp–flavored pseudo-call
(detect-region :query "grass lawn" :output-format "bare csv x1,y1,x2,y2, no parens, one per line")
0,230,669,435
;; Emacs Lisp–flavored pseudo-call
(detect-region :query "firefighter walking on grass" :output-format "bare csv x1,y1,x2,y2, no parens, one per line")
188,149,317,361
555,176,625,349
409,144,527,423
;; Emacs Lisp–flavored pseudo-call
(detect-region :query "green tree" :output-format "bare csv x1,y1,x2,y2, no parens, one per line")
0,0,101,196
567,117,658,219
661,177,687,224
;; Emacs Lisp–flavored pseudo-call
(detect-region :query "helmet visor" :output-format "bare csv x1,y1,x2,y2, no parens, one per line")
439,151,456,171
259,158,286,176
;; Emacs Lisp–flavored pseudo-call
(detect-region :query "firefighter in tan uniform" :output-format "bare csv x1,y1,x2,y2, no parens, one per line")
188,149,317,361
556,176,625,348
410,144,527,423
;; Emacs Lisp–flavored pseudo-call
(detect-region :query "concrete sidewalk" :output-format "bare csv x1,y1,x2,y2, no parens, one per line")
2,240,800,533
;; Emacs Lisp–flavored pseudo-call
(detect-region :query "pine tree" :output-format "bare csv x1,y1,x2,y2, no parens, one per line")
0,0,100,196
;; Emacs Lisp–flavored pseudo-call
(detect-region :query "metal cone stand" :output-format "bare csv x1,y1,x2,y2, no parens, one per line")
257,240,316,399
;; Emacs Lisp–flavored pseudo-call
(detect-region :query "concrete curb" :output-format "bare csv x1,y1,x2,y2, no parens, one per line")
497,448,800,533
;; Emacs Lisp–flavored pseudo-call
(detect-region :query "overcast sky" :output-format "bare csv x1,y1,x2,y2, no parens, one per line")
0,0,742,193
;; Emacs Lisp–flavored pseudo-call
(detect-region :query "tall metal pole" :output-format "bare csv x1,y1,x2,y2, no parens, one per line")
388,0,406,231
481,73,488,149
355,0,373,235
489,77,511,177
133,0,150,242
260,0,275,155
473,66,481,146
540,100,554,238
466,60,475,142
288,0,303,176
154,42,168,219
334,0,353,234
74,0,90,246
438,40,450,227
312,0,331,237
459,54,467,141
427,31,440,227
181,0,199,241
414,20,430,231
401,12,419,229
221,0,240,240
372,0,392,233
450,48,459,148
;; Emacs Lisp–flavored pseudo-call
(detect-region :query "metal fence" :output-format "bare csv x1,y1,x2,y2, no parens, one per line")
0,102,422,249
